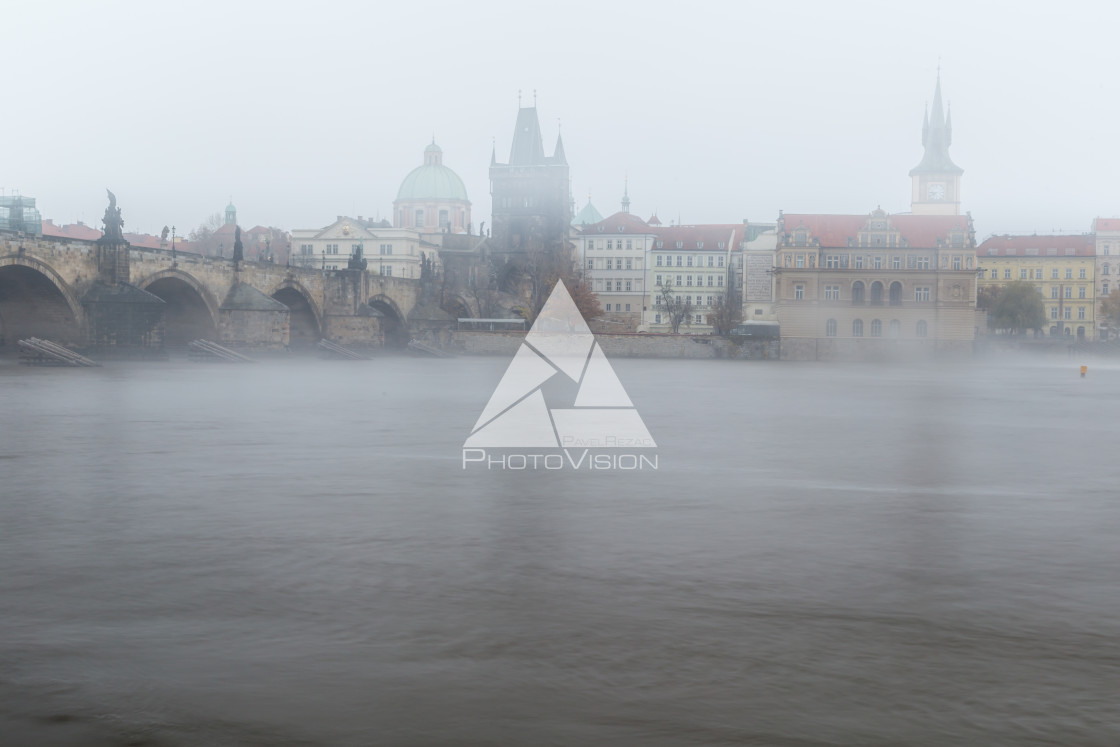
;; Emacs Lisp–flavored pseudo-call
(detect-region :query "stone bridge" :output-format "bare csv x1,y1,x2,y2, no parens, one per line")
0,234,429,351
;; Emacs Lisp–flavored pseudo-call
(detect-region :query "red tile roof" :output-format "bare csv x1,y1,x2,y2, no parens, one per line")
41,220,103,241
976,234,1095,257
577,211,654,235
780,212,970,249
1093,218,1120,232
651,224,745,252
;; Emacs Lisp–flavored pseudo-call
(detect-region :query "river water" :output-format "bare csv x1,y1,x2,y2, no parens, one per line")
1,353,1118,746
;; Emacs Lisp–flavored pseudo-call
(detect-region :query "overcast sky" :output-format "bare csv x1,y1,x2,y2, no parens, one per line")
5,0,1118,239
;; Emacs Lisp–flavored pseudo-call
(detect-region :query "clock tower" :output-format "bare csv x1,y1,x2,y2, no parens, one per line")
909,73,962,215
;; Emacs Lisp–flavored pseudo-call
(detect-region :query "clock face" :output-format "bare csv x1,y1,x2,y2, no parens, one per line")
928,183,946,201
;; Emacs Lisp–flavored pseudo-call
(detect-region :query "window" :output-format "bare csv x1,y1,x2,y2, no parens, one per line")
1079,307,1086,320
1079,287,1086,299
825,285,840,300
1052,268,1059,279
870,281,884,305
626,240,632,250
915,287,931,302
1051,287,1059,299
871,319,882,337
625,258,633,270
655,313,662,323
676,256,683,267
855,256,864,269
676,241,683,249
615,281,622,292
889,319,900,338
695,315,703,324
656,274,663,286
382,265,393,276
707,275,714,286
1065,287,1072,299
889,282,902,306
708,256,714,267
873,256,883,270
625,304,631,311
439,210,449,227
852,281,865,304
826,318,837,337
676,275,682,285
706,296,714,306
1064,307,1072,319
1035,269,1042,280
414,210,424,227
656,255,663,266
717,276,723,286
916,320,928,337
1004,269,1011,279
917,256,930,270
1080,268,1087,279
605,303,612,312
795,284,804,300
1051,307,1058,319
625,280,632,292
1104,282,1110,296
1020,269,1028,279
606,259,613,270
606,240,613,250
686,275,693,286
1066,268,1073,279
892,256,901,270
587,259,593,269
796,255,805,268
826,255,840,269
1104,264,1111,276
718,256,725,267
852,319,864,337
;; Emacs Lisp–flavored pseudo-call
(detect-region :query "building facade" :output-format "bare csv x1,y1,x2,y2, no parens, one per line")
291,216,437,278
773,209,978,359
976,234,1096,339
578,211,656,332
647,224,744,334
1093,218,1120,324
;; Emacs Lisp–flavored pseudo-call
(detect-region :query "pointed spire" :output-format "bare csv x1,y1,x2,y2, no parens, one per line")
910,70,961,176
491,137,496,165
621,176,630,214
553,131,567,164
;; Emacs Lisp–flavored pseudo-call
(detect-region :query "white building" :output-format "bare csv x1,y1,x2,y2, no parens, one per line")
647,223,745,333
578,211,656,332
290,217,439,278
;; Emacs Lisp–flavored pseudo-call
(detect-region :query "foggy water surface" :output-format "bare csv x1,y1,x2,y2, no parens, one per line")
1,355,1118,746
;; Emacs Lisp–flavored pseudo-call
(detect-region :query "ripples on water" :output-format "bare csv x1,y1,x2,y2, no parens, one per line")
1,354,1118,746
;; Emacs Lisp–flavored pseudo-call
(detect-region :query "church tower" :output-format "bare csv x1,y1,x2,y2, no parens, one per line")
489,99,570,259
909,73,963,215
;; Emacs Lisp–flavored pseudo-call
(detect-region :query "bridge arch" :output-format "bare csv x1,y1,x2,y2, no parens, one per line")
270,280,322,349
369,294,407,346
0,255,85,346
443,293,474,320
138,269,219,346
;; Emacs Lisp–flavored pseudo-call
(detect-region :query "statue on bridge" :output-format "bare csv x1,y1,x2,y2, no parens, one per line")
348,242,367,270
101,189,125,243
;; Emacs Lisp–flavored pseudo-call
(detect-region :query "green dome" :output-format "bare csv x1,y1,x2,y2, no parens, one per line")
396,142,469,202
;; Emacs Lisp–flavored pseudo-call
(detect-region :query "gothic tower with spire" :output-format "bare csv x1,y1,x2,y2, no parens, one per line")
489,99,570,260
909,73,963,215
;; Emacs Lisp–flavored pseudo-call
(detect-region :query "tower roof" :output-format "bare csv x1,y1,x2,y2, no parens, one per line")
509,106,546,165
572,197,603,227
910,73,962,175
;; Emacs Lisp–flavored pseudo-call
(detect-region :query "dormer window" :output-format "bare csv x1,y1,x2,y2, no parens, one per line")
676,241,683,249
697,242,704,249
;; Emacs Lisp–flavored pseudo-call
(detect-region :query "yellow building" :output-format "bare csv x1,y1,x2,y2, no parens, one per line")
976,234,1096,340
774,209,978,360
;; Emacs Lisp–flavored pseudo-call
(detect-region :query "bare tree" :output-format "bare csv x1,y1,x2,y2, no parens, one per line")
706,282,743,336
656,283,692,334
